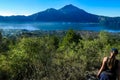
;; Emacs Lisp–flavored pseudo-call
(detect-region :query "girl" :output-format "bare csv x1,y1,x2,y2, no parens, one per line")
97,48,120,80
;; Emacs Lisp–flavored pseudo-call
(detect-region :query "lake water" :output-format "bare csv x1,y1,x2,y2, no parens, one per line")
0,22,120,32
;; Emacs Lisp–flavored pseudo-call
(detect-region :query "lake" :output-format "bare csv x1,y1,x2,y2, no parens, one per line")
0,22,120,32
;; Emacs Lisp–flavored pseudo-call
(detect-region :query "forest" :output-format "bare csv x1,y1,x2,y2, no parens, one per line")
0,30,120,80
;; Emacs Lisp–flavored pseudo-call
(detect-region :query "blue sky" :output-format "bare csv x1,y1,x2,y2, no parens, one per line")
0,0,120,17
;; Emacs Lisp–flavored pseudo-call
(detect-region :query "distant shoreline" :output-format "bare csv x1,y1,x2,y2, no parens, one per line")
1,29,120,38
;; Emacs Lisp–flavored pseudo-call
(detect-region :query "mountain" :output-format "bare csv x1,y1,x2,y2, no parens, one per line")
29,8,64,22
29,4,99,22
59,4,99,22
0,4,120,24
0,15,29,22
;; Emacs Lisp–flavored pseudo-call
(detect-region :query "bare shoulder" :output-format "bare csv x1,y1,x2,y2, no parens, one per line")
103,57,108,62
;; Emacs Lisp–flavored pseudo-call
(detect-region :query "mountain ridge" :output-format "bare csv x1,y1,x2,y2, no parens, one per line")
0,4,120,24
26,4,100,22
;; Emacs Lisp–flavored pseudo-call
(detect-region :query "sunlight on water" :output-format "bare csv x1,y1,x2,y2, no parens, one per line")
0,22,120,32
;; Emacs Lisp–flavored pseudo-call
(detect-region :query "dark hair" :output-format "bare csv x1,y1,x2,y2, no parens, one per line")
111,48,118,54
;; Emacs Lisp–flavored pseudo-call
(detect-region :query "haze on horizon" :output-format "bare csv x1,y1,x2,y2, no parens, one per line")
0,0,120,17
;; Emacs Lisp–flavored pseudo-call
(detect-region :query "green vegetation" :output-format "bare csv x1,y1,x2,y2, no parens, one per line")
0,30,120,80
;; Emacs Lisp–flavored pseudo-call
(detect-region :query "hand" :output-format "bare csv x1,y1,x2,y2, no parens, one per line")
96,74,100,79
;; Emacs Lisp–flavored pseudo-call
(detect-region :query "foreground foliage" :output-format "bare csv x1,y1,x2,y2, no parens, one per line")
0,30,120,80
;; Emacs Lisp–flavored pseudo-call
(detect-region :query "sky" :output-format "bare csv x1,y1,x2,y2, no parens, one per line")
0,0,120,17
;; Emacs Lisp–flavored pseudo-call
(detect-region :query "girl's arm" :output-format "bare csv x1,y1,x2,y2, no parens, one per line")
97,57,107,78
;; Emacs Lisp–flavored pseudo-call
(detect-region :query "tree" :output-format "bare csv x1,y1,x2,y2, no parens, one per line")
61,29,81,47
